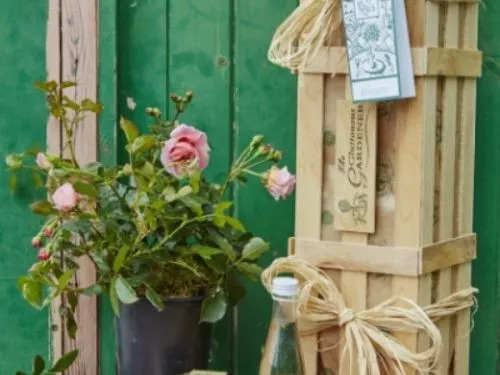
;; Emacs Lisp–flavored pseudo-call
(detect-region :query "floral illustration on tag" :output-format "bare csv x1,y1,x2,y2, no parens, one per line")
343,0,396,80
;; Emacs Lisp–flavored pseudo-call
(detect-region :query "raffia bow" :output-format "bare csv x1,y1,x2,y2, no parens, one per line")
262,257,478,375
267,0,342,72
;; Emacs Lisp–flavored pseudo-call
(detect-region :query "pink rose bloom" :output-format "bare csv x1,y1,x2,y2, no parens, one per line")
36,153,52,169
160,124,210,178
265,166,296,201
52,183,80,212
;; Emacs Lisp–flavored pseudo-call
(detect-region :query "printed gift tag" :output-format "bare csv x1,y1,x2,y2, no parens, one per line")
342,0,415,102
334,101,377,233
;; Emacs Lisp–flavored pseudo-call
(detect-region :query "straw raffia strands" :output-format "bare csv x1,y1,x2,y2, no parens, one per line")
262,257,478,375
267,0,342,72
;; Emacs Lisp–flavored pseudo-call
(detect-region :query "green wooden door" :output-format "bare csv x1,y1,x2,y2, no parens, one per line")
0,2,50,374
98,1,298,374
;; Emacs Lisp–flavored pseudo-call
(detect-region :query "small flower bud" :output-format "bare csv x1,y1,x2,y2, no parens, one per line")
31,236,42,248
185,90,193,102
270,150,283,162
38,248,51,261
146,107,162,118
43,227,53,238
257,144,273,156
170,94,180,103
250,135,264,149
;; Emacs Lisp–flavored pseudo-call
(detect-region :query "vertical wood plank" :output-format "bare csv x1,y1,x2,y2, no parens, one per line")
391,2,438,371
61,1,99,374
454,2,478,373
435,1,460,371
46,0,63,363
319,76,344,373
296,73,324,375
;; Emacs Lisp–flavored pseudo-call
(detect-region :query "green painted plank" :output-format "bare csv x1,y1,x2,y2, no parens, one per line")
117,0,168,161
99,0,118,374
167,1,233,371
0,1,49,373
471,2,500,373
233,1,297,374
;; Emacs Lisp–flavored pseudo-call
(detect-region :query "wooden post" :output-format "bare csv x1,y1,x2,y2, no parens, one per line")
46,1,99,373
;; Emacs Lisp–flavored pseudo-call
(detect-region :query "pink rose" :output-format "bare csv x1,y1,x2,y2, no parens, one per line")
52,183,80,212
36,153,52,169
265,166,296,201
160,124,210,178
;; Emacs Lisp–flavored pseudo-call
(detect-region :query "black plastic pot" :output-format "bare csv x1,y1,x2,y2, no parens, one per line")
116,296,212,375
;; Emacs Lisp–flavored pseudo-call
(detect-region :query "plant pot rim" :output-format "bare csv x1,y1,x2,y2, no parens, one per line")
138,295,205,303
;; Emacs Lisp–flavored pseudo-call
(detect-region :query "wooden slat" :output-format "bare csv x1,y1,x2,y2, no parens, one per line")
319,75,344,372
47,0,63,363
295,73,324,375
454,1,478,373
293,238,420,276
293,234,475,276
435,3,461,369
302,47,482,78
60,0,99,374
390,0,438,366
420,234,476,274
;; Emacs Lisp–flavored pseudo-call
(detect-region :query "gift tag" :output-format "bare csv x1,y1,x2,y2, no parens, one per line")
342,0,415,102
334,101,377,233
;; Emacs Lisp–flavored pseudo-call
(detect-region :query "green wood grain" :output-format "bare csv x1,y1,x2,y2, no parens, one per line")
471,2,500,373
0,1,49,373
99,0,118,373
233,1,297,374
168,1,234,371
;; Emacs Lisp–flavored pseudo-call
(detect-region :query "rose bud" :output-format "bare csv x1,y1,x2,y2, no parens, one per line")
250,135,264,149
43,228,53,238
257,144,273,156
31,236,42,248
37,248,51,261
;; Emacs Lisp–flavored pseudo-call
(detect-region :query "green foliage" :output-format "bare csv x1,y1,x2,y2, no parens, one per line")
15,350,78,375
7,81,296,368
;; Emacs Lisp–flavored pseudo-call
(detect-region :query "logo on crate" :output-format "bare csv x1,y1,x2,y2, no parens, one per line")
334,102,376,233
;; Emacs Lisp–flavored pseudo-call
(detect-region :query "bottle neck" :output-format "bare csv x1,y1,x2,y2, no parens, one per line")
271,294,298,325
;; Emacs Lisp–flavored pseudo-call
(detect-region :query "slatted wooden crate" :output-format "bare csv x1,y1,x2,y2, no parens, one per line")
293,0,480,373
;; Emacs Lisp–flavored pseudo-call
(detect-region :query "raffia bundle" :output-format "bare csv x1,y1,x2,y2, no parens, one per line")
267,0,342,72
262,257,478,375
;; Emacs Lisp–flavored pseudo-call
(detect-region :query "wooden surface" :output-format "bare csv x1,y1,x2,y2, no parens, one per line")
47,0,99,373
293,238,421,276
295,73,324,375
421,235,476,274
292,0,479,373
0,1,50,373
47,0,64,364
292,235,476,278
334,101,377,233
302,47,482,77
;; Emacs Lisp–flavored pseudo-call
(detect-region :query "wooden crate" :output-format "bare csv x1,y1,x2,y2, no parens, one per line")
293,0,480,374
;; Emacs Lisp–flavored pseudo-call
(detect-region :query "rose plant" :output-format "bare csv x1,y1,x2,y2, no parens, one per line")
7,81,295,371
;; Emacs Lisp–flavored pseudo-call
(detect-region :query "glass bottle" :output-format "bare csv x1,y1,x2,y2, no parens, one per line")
260,277,304,375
